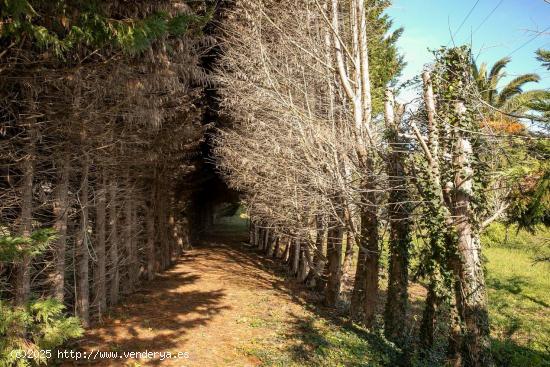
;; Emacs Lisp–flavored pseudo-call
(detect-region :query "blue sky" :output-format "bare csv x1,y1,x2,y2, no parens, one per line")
386,0,549,100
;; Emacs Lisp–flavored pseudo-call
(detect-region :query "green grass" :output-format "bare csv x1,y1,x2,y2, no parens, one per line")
232,216,549,366
240,317,400,367
483,223,550,367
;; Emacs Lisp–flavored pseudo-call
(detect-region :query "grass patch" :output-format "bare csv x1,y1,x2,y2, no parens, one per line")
484,245,550,366
237,220,549,366
239,316,400,367
483,222,549,255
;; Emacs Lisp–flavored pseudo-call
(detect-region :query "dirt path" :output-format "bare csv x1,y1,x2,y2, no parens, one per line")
70,236,311,366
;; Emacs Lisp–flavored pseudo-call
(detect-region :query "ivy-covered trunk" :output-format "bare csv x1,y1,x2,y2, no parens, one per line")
451,107,491,366
416,50,493,366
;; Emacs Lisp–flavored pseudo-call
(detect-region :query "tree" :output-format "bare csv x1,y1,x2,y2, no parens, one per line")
471,57,548,125
213,0,404,322
536,48,550,70
383,89,412,344
0,229,83,367
1,0,210,336
414,47,495,366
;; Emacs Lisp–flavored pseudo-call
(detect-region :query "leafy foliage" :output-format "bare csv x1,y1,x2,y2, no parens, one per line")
0,0,208,58
0,228,56,262
367,0,406,115
0,299,83,366
0,230,82,367
508,168,550,231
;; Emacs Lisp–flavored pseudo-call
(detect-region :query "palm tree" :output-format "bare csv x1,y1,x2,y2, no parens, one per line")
472,57,546,115
529,49,550,125
473,54,550,233
536,48,550,70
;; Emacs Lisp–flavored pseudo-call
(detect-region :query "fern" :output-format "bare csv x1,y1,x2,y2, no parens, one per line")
0,299,83,367
0,229,56,262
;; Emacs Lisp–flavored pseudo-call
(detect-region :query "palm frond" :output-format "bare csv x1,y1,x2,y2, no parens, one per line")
497,73,540,107
536,48,550,70
488,57,511,82
487,57,510,102
473,62,492,101
500,89,549,114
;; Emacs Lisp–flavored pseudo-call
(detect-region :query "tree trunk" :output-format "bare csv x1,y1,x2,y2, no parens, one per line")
350,243,366,319
94,169,107,318
170,203,183,259
351,178,379,325
146,185,156,281
298,244,311,283
267,233,276,257
108,176,119,306
384,183,411,342
124,176,136,294
272,237,280,258
15,130,35,305
282,237,291,262
257,228,267,251
51,156,70,302
420,280,440,348
254,224,260,247
311,217,327,291
264,229,271,254
166,196,175,266
247,220,255,247
451,119,491,366
158,180,169,271
131,196,139,282
291,238,300,275
341,230,354,284
76,155,90,327
383,89,411,344
324,215,343,307
363,171,380,327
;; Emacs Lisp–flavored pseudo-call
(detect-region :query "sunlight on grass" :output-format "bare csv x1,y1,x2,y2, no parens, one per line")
485,248,550,366
483,223,550,366
237,223,550,367
240,317,399,367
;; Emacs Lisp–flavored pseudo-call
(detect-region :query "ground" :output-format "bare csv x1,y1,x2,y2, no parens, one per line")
64,224,401,367
62,222,550,367
64,234,304,366
483,223,550,367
